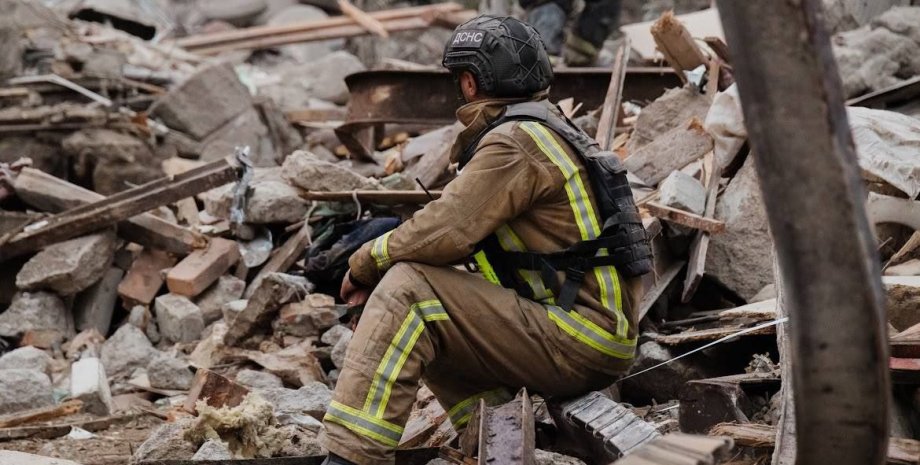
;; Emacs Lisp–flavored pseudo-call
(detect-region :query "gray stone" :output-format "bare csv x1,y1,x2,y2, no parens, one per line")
0,369,52,414
199,0,266,26
750,284,777,303
626,86,712,153
276,424,325,457
128,305,160,344
100,324,157,377
266,5,340,62
254,0,299,25
535,449,586,465
620,341,717,404
282,150,380,192
70,357,114,416
331,329,352,370
0,451,84,465
833,26,919,99
192,439,233,461
149,63,252,140
658,171,706,215
147,355,194,390
198,107,278,167
16,230,117,295
709,158,775,300
222,299,248,323
62,129,161,195
823,0,911,33
224,273,313,346
195,275,246,325
0,346,51,374
321,325,352,346
132,418,198,462
73,267,123,335
275,294,341,337
236,369,284,390
0,291,71,339
155,294,205,343
304,52,366,105
200,168,309,223
260,382,332,418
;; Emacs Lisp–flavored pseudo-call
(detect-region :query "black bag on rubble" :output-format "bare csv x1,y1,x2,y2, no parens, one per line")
302,217,400,294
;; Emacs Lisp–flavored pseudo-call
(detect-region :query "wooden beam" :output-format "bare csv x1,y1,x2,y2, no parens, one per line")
595,38,630,152
337,0,389,38
644,201,725,233
0,400,83,429
166,237,240,297
651,11,709,82
637,260,685,322
1,157,239,261
682,153,721,303
12,168,206,255
299,189,441,204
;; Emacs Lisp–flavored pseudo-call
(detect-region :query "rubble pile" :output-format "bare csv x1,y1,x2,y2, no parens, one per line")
0,1,917,465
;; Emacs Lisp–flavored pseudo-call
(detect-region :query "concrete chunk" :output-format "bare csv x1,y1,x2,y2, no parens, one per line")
626,86,712,152
74,267,124,335
0,369,53,415
224,273,312,346
16,230,117,295
282,150,380,192
274,294,341,337
0,346,52,374
659,171,706,215
70,357,114,416
100,324,157,377
132,418,198,462
0,291,71,339
235,369,284,390
0,450,85,465
331,328,353,370
620,341,718,404
260,381,332,419
149,63,252,140
155,294,205,343
195,275,246,325
192,438,233,461
200,168,309,224
147,354,194,390
708,158,775,300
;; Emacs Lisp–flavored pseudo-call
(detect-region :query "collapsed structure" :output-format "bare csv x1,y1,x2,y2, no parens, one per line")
0,0,919,464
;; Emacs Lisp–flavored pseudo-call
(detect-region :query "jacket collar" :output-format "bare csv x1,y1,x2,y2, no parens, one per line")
449,94,547,164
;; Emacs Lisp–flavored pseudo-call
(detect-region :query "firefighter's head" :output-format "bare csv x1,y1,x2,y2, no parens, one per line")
442,15,553,103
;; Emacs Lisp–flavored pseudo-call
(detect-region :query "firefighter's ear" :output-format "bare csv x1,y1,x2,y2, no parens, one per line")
459,71,481,102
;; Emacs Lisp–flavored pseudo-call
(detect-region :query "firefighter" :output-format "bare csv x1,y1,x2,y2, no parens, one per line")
523,0,622,66
322,15,648,465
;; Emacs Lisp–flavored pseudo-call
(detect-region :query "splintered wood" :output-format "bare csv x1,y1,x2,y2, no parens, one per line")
651,11,709,82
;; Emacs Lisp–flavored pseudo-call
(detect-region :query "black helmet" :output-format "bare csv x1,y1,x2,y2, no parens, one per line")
442,15,553,98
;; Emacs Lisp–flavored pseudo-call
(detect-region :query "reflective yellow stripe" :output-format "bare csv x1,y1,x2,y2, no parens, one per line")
363,300,447,417
495,225,554,303
519,122,628,338
474,250,501,285
325,401,403,447
371,231,394,270
447,388,512,428
546,305,635,359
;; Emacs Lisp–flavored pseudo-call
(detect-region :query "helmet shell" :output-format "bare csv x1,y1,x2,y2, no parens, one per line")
442,15,554,98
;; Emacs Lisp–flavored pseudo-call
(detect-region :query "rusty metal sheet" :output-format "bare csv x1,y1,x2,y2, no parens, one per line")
337,68,681,158
477,389,535,465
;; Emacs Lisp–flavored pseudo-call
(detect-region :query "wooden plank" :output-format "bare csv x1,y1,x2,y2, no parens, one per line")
595,38,630,152
0,400,83,428
682,153,721,303
118,249,177,307
644,201,725,233
337,0,389,38
285,108,348,123
299,189,441,204
0,414,136,442
1,157,238,261
12,168,206,255
166,237,240,297
637,260,685,322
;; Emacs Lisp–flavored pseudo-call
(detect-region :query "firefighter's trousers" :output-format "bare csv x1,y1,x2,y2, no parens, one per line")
323,262,636,465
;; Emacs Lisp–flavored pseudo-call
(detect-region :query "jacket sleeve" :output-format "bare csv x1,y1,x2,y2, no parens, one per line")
348,130,555,287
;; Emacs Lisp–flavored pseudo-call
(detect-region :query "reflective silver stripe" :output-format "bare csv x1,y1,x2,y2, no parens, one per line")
413,300,449,321
545,305,635,359
519,122,627,337
364,311,425,416
325,401,403,446
494,225,555,303
371,231,394,270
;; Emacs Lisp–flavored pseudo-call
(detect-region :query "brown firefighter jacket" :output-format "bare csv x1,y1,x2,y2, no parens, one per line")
348,97,642,368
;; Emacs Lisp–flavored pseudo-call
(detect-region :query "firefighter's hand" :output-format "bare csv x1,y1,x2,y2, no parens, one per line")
341,270,371,308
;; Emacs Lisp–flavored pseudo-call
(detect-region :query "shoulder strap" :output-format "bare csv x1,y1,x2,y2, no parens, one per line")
458,102,599,170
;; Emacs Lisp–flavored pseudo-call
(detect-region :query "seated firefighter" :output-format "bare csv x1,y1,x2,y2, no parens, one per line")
322,15,651,465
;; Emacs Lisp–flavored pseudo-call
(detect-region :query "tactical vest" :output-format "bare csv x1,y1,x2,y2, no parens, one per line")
460,101,653,311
